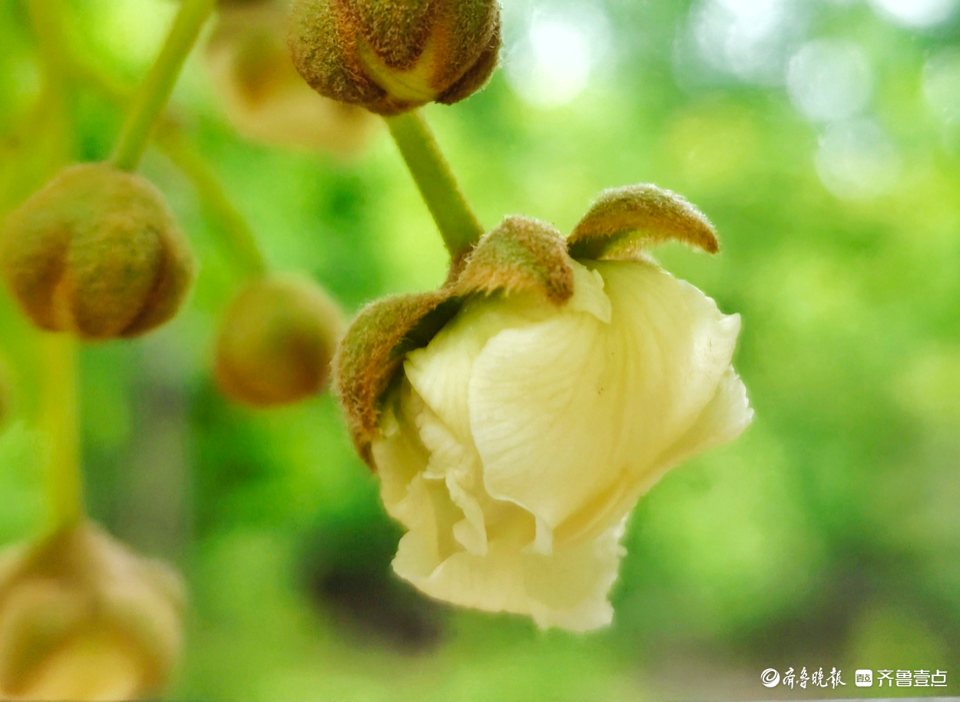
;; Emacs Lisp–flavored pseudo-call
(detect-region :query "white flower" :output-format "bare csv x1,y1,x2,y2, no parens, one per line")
335,185,753,631
371,257,752,631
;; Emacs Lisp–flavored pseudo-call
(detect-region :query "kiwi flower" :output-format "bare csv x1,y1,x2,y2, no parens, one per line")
336,186,753,630
0,522,184,700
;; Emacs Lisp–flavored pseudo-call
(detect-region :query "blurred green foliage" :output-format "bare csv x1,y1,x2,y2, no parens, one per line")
1,0,959,699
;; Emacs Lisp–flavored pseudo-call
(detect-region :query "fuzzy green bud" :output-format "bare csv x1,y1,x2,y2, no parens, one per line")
0,522,184,701
214,274,343,406
0,164,196,341
288,0,501,116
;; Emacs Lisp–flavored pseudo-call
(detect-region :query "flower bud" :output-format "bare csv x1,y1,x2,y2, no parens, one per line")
0,522,185,700
336,185,752,631
214,274,343,406
288,0,502,116
207,1,375,155
0,164,196,341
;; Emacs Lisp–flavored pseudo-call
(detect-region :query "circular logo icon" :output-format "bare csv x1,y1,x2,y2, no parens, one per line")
761,669,781,687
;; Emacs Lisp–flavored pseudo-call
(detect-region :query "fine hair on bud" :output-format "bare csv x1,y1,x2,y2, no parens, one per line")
0,522,184,700
214,274,343,407
0,164,196,341
288,0,502,116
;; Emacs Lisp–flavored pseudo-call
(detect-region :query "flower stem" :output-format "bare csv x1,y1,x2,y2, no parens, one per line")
42,334,83,531
26,0,69,88
27,2,82,533
386,110,485,258
59,49,269,281
157,126,268,278
112,0,215,172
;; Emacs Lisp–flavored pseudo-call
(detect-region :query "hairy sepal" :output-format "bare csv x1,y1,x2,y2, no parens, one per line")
456,216,574,304
335,290,461,465
568,184,719,261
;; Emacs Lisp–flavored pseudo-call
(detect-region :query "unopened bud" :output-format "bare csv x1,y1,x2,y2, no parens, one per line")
0,522,184,701
214,274,343,406
0,164,196,341
207,1,375,155
289,0,501,116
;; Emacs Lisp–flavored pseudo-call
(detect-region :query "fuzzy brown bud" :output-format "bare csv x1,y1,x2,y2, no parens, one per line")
0,164,196,341
288,0,501,116
0,522,184,701
214,274,343,406
207,1,376,155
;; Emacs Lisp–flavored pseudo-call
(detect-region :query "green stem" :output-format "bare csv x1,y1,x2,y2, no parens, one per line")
112,0,215,171
157,126,268,278
42,335,83,531
25,0,74,166
26,0,69,87
386,110,484,257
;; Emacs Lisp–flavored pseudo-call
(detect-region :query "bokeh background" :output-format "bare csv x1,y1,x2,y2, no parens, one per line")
1,0,959,699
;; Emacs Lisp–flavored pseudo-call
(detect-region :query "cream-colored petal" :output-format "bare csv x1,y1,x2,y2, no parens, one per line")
525,515,554,556
564,262,612,322
405,336,478,445
388,475,462,580
450,498,487,556
654,366,753,474
371,385,431,515
405,293,544,444
593,261,742,467
470,306,623,530
521,519,626,631
471,260,742,533
405,261,610,444
393,518,627,632
417,405,490,556
555,367,752,548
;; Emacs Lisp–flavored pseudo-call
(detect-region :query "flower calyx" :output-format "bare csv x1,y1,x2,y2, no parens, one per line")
0,522,185,701
0,164,197,341
568,184,719,260
336,216,574,463
337,185,715,465
214,274,344,407
335,289,460,464
454,216,574,304
288,0,502,116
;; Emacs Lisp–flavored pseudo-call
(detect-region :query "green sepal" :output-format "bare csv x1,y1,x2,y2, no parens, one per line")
567,184,719,261
456,216,574,305
334,289,461,466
